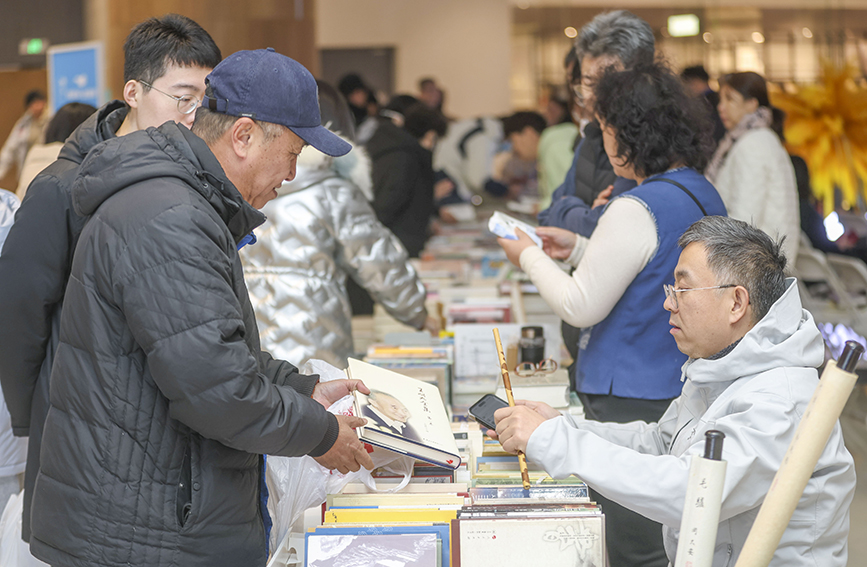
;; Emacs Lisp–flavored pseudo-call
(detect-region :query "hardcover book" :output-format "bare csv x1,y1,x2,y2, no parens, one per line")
348,358,462,470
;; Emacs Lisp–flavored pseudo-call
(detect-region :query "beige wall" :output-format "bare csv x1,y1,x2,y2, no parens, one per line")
317,0,513,119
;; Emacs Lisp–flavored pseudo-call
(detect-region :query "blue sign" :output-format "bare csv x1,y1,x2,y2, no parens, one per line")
47,41,105,113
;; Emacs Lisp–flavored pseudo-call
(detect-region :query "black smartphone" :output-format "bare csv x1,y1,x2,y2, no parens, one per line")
468,394,509,430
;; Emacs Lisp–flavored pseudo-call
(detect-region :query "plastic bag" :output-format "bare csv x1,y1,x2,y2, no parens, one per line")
0,490,49,567
266,359,416,552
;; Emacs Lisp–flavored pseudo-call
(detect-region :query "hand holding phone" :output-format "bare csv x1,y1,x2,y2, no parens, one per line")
468,393,509,430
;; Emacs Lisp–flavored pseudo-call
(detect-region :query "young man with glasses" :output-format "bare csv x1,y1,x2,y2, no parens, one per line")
0,13,221,543
492,216,855,567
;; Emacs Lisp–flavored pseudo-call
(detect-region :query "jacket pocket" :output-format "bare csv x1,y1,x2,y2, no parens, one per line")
176,444,193,528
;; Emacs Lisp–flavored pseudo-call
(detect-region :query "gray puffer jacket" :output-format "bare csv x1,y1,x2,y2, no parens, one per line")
30,122,338,567
242,141,427,369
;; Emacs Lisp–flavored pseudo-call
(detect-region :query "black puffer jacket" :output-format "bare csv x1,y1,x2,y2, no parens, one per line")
30,122,339,567
0,100,126,542
367,119,434,258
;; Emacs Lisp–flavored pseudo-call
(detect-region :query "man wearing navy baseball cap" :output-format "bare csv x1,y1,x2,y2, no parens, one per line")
30,49,372,567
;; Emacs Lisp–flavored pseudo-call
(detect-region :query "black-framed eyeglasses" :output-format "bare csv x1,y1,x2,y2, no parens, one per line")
138,80,199,115
663,284,737,310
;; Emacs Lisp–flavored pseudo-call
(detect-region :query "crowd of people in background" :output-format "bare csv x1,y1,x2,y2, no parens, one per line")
0,7,858,567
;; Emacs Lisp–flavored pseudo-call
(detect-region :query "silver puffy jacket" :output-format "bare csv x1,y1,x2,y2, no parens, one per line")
242,142,427,369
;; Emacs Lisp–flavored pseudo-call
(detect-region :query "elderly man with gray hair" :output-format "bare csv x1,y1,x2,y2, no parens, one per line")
536,10,669,567
30,49,375,567
494,216,855,567
539,9,655,236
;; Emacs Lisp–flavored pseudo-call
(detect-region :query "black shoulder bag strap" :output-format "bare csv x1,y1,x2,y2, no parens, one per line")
654,177,708,217
457,118,485,159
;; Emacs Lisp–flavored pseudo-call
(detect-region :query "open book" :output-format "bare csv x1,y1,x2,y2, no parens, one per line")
348,358,462,470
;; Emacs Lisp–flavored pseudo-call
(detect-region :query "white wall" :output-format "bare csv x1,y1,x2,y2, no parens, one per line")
317,0,513,120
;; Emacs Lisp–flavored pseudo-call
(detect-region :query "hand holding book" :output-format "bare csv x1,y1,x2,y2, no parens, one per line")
313,414,374,474
312,378,370,409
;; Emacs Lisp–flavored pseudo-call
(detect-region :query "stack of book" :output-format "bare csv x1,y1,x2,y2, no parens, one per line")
495,367,571,410
451,487,605,567
471,436,588,488
411,258,472,290
308,488,468,567
446,297,513,326
363,343,454,406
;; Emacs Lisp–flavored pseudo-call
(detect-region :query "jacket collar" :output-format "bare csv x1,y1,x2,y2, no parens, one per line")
175,126,266,242
58,100,128,165
73,122,265,244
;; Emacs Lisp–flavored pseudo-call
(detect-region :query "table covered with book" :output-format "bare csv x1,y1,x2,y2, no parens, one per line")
267,213,599,566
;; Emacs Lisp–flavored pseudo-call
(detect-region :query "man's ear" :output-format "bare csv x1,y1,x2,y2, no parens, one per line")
229,117,256,159
122,80,140,108
730,285,751,324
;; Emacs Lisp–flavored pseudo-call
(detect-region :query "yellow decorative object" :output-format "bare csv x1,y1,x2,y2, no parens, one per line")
772,64,867,214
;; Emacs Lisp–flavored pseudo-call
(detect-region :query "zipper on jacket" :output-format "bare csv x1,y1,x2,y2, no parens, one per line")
177,443,193,528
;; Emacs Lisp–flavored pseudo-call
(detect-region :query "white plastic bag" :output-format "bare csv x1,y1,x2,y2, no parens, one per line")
0,490,49,567
266,359,416,552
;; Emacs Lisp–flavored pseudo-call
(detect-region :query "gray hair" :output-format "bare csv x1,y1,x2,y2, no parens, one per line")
192,86,286,145
576,10,655,69
678,216,788,323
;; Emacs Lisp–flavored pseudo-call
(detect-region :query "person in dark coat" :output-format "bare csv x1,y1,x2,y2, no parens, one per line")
682,64,727,148
29,49,374,567
367,99,447,258
0,14,221,543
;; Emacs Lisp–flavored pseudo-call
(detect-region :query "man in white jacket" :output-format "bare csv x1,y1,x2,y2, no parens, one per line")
493,215,855,567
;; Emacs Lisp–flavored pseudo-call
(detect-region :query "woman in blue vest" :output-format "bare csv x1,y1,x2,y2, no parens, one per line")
497,60,726,567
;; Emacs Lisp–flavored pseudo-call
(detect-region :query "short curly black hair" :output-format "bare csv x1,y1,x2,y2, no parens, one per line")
593,62,713,178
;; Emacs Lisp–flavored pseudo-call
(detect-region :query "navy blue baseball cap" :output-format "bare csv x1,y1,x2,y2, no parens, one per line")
201,48,351,157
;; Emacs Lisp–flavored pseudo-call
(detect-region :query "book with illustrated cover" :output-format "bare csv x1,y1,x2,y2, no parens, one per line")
348,358,462,470
309,525,450,567
451,516,605,567
306,532,438,567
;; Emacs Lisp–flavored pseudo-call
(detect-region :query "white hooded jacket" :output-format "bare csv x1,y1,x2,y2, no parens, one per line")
242,142,427,369
527,279,855,567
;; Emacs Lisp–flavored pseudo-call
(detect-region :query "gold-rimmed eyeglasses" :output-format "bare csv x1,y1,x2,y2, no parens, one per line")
138,80,199,115
515,358,559,377
663,284,737,310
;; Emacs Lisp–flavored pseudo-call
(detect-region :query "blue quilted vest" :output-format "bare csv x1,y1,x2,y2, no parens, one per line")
574,168,727,399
